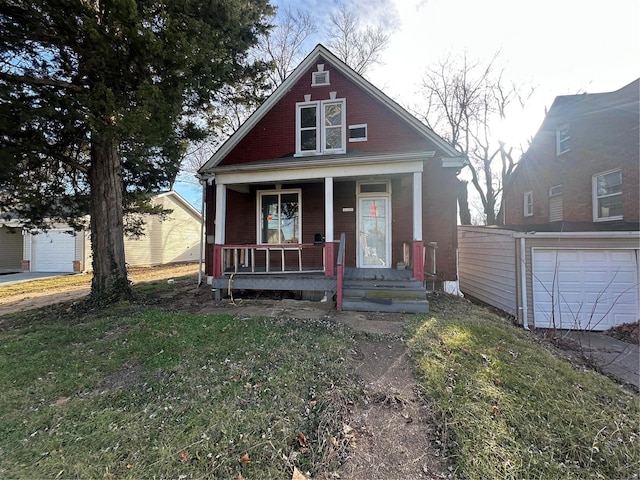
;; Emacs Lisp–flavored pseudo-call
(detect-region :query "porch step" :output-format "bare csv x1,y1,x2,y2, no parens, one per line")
343,279,426,300
341,278,429,313
341,297,429,313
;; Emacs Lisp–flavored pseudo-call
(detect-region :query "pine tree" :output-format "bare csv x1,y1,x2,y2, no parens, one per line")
0,0,273,304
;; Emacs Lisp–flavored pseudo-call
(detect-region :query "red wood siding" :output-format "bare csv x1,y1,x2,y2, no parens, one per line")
219,56,431,167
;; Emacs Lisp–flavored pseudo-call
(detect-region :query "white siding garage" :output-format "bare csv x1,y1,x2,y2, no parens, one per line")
31,230,76,272
532,249,639,331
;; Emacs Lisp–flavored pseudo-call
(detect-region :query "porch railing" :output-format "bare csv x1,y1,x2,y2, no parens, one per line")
220,243,325,274
336,232,346,311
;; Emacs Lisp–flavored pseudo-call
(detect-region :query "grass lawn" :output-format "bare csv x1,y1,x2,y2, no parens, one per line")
408,294,640,480
0,300,353,479
1,277,638,479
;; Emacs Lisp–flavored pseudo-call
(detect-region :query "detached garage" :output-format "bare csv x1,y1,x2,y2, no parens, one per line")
458,226,640,331
533,248,638,330
30,230,79,273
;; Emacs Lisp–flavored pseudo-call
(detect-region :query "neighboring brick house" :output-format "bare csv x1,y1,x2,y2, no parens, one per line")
458,79,639,330
504,78,639,229
198,44,465,310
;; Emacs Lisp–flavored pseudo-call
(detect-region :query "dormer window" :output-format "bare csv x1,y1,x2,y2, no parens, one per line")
312,64,330,86
556,124,570,155
295,97,346,156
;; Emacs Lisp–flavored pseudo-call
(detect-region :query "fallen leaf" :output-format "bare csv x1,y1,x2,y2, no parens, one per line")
178,450,191,463
296,432,308,447
492,405,501,415
497,346,505,352
239,453,251,465
308,400,317,408
237,473,244,480
51,397,70,407
292,467,309,480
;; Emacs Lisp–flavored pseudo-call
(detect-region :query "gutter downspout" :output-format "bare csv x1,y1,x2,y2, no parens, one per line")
519,236,529,330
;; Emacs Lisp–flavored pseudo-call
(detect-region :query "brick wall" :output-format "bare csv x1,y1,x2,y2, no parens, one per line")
505,87,639,226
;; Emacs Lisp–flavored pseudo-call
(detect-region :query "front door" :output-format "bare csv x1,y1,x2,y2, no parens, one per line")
358,196,391,267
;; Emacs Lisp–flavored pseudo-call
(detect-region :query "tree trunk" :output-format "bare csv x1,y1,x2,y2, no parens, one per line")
88,133,131,304
457,179,472,225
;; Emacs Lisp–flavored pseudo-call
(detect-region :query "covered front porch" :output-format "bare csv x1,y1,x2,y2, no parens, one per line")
208,153,431,278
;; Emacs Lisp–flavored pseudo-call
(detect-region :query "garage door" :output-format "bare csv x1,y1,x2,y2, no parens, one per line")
32,231,76,272
533,249,639,331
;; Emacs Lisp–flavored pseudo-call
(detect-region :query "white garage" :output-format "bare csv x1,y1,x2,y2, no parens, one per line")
31,230,77,272
532,248,639,331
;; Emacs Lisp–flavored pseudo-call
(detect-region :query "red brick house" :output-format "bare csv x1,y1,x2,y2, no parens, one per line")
198,45,464,311
504,78,639,228
458,79,639,330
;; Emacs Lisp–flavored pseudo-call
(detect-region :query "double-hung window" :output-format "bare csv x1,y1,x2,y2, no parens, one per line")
593,169,623,221
258,189,301,244
296,99,346,156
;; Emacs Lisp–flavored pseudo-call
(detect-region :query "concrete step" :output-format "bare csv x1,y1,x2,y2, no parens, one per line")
343,278,426,300
343,287,426,300
341,297,429,313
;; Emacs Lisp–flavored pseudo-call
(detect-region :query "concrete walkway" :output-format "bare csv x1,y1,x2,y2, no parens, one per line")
561,331,639,391
0,272,74,286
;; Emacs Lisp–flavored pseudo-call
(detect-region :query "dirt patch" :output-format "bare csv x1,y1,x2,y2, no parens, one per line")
342,337,451,479
90,362,146,396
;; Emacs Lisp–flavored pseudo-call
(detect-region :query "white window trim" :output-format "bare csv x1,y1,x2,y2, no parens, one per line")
549,184,563,197
295,101,320,155
524,191,533,217
592,169,623,222
312,70,330,86
256,188,302,244
349,123,368,142
295,98,346,156
556,124,570,156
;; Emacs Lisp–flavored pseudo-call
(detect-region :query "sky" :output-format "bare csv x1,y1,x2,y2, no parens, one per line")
174,0,639,210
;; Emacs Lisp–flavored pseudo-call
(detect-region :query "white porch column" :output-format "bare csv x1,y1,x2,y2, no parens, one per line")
215,183,226,244
324,177,335,277
413,172,422,241
324,177,334,242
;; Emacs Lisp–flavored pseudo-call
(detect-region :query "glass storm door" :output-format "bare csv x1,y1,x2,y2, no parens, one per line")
358,197,390,268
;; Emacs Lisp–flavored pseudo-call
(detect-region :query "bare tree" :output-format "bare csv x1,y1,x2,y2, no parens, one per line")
254,6,317,88
326,2,390,75
418,53,533,225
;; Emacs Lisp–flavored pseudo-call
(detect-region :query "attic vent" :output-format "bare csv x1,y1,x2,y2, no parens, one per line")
312,64,330,86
